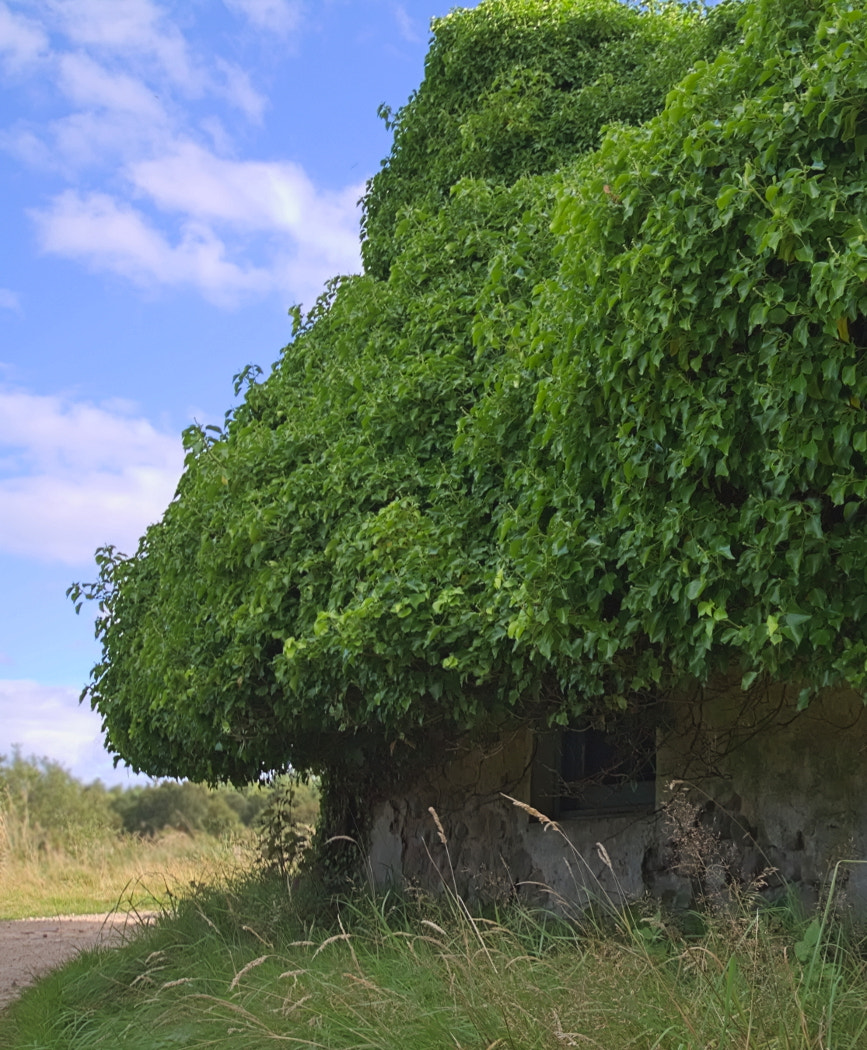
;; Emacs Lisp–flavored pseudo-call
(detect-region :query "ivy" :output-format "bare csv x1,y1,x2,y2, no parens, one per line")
71,0,867,789
360,0,739,277
483,0,867,700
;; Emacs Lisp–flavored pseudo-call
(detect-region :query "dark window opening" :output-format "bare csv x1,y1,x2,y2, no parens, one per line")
531,724,656,819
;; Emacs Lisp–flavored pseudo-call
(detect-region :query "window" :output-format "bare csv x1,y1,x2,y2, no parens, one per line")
531,724,656,819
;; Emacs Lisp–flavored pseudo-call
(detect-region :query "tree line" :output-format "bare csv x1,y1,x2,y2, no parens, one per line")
0,750,318,849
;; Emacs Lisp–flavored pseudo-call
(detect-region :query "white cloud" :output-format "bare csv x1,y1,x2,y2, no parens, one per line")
0,679,148,785
1,110,165,178
0,289,20,311
394,5,424,45
3,0,263,175
212,58,267,123
1,469,176,563
54,110,166,170
7,1,364,308
31,190,276,303
48,0,266,116
57,51,167,121
129,141,363,266
0,3,49,73
0,385,184,564
48,0,166,49
223,0,303,35
47,0,202,94
0,124,57,169
31,141,363,305
131,142,298,226
199,116,233,155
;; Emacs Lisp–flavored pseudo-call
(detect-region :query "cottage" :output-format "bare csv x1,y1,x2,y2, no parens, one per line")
74,2,867,922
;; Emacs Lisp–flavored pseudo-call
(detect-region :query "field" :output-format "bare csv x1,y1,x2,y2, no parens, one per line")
0,826,247,919
0,751,318,919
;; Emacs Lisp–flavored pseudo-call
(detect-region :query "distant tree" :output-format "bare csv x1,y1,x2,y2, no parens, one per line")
107,777,318,838
111,781,241,838
0,750,118,850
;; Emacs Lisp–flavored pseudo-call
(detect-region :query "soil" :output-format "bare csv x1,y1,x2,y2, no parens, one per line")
0,912,154,1012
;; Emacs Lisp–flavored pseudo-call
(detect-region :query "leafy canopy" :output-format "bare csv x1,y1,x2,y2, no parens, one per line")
361,0,738,277
73,0,867,784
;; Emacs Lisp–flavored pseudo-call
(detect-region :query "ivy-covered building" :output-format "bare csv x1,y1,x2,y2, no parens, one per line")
74,0,867,911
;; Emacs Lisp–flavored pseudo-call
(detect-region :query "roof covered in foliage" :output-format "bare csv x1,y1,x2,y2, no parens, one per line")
73,0,867,782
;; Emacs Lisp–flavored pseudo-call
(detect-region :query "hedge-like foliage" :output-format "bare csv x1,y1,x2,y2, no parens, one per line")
361,0,739,277
473,0,867,708
73,178,563,782
73,0,867,785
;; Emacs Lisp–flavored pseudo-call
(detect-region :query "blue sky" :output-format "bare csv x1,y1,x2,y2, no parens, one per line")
0,0,481,785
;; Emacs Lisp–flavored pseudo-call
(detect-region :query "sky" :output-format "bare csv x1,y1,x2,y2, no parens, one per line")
0,0,483,786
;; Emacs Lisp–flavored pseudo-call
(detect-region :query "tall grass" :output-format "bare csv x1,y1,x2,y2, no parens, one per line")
0,797,250,918
0,757,318,919
3,821,867,1049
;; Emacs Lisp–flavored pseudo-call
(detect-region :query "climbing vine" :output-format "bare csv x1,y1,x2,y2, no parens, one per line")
71,0,867,794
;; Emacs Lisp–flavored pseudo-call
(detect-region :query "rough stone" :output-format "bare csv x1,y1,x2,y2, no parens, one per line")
365,681,867,915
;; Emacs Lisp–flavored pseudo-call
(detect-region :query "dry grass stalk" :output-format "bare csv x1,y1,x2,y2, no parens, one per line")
323,834,358,847
428,806,448,845
500,793,559,831
280,992,313,1017
241,923,273,947
595,843,614,873
159,977,195,989
311,932,351,959
343,972,382,992
229,954,271,990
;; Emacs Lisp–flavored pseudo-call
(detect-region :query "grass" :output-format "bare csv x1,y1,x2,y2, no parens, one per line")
0,788,254,919
2,800,867,1048
0,828,250,918
0,758,318,919
2,860,867,1050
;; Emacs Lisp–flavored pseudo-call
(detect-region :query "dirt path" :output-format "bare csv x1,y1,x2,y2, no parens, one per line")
0,912,154,1011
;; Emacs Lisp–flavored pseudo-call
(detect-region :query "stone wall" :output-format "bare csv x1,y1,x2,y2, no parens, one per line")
652,680,867,912
365,683,867,913
367,727,537,904
366,723,658,909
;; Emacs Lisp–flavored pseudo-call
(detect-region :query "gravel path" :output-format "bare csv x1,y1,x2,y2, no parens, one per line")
0,912,154,1011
